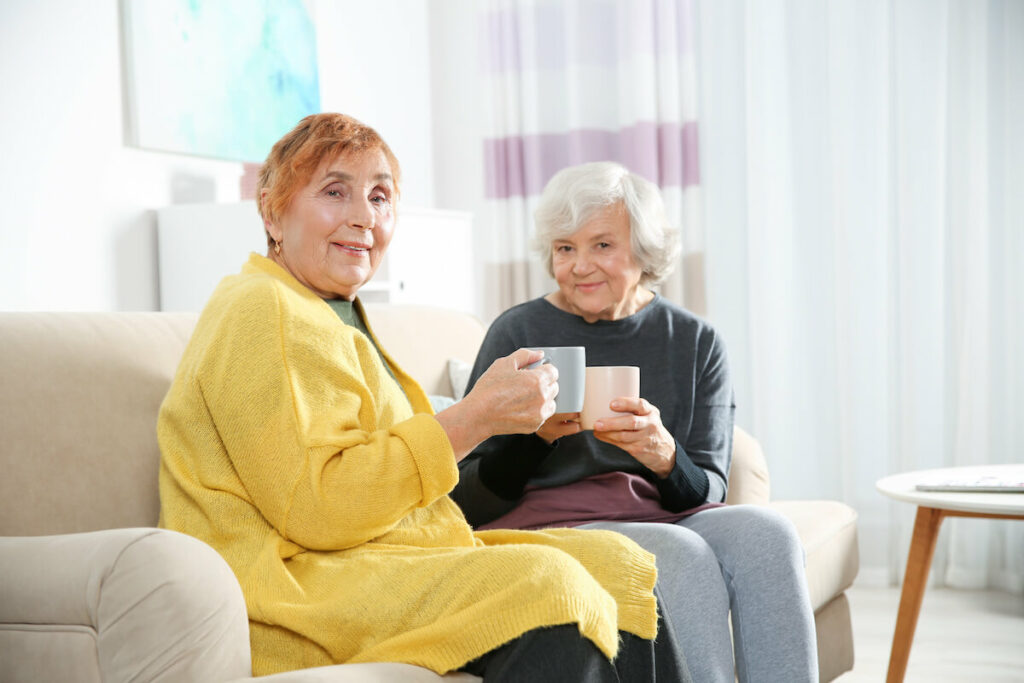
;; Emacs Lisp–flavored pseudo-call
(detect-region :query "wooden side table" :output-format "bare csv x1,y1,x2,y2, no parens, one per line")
876,465,1024,682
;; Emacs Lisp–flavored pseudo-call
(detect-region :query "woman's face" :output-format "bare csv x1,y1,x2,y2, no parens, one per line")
264,149,396,300
550,202,646,322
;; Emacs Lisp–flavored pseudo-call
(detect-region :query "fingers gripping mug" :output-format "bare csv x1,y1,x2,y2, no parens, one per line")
526,346,586,413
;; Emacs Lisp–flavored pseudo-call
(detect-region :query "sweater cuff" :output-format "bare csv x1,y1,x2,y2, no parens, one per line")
655,440,710,512
393,413,460,505
477,435,553,500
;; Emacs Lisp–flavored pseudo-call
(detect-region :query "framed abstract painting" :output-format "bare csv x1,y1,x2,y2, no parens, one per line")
122,0,320,162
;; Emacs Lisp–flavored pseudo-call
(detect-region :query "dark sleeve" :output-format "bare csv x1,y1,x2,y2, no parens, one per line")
656,328,735,510
448,314,555,527
656,439,712,511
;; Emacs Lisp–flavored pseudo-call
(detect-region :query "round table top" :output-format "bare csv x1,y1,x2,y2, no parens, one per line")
876,465,1024,515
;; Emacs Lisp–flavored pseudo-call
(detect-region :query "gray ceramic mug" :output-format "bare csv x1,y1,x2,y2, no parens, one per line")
526,346,586,413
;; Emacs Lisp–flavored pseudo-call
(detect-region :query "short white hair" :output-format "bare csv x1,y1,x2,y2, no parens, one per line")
532,161,681,286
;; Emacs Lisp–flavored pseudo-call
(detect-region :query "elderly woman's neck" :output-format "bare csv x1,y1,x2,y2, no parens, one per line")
265,248,356,301
546,287,655,323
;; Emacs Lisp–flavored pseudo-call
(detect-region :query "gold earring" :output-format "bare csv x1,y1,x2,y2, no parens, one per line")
274,240,282,255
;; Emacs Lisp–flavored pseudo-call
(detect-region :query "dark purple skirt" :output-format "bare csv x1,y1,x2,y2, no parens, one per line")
477,470,723,531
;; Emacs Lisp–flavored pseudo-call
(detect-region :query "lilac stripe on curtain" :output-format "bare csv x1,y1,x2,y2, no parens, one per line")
484,121,700,199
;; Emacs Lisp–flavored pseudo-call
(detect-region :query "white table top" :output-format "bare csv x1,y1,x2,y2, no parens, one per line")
877,465,1024,515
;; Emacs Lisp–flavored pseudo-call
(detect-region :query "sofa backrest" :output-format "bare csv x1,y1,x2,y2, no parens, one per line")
0,312,198,536
0,307,488,537
0,306,767,537
363,303,487,397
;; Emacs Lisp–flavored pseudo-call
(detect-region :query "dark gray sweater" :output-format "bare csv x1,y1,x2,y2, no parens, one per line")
451,295,735,528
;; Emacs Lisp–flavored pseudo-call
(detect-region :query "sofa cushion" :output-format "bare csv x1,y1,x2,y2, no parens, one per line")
447,358,473,400
726,427,771,505
769,500,859,612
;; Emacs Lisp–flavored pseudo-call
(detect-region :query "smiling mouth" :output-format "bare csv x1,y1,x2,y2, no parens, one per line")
334,242,370,255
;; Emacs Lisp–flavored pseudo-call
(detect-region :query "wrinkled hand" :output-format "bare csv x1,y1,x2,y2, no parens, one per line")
435,349,559,460
536,412,582,444
467,348,559,435
591,397,676,478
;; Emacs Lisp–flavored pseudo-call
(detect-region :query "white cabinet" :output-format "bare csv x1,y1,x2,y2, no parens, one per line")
376,207,474,313
156,201,265,313
156,201,475,314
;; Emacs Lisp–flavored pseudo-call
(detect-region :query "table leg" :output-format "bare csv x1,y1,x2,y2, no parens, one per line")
886,506,946,683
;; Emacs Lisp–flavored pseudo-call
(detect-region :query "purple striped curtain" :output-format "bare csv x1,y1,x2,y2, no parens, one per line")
479,0,703,318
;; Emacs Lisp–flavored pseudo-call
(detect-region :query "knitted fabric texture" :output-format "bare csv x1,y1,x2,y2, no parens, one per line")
157,253,658,675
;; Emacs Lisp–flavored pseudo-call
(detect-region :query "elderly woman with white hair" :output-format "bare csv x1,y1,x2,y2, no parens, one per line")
451,161,818,682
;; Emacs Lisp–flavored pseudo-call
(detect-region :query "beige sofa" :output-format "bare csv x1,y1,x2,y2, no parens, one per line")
0,305,859,682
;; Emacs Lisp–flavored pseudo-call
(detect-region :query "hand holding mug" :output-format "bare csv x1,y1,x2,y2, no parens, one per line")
536,412,582,444
592,397,676,478
438,349,557,457
470,348,559,435
524,346,586,445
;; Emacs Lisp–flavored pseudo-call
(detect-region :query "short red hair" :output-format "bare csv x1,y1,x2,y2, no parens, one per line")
256,113,401,245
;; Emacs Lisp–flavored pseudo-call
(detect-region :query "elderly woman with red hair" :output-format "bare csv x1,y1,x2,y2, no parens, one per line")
157,113,690,682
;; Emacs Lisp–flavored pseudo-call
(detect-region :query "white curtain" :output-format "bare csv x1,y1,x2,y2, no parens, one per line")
477,0,703,322
698,0,1024,592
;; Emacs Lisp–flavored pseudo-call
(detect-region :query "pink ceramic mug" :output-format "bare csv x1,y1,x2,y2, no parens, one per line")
580,366,641,430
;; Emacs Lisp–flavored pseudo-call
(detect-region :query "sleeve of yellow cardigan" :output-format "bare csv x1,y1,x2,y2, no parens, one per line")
199,282,459,551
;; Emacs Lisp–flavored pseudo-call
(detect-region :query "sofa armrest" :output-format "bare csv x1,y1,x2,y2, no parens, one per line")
725,426,771,505
0,528,251,683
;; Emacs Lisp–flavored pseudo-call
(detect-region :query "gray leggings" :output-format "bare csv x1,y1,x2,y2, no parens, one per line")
583,505,818,683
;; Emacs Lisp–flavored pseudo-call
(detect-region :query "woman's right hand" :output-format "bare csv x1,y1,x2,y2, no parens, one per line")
435,349,558,460
536,413,582,444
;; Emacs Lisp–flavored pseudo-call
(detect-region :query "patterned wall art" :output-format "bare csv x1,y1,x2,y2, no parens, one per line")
122,0,320,162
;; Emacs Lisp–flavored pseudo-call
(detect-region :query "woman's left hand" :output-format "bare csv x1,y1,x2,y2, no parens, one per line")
592,398,676,478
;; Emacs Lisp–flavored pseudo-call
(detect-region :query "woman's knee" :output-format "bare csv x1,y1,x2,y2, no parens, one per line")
584,521,721,580
688,505,805,573
740,506,804,565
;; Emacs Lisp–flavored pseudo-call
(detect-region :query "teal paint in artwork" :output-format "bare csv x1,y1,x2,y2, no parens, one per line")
126,0,321,162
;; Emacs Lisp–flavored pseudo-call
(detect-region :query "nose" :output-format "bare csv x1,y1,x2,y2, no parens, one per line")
349,197,376,231
571,251,593,275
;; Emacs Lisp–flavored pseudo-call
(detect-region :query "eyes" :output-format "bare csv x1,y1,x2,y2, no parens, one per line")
554,242,612,254
323,183,391,206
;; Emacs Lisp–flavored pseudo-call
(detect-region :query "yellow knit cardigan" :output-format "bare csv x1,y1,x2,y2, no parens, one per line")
158,253,658,676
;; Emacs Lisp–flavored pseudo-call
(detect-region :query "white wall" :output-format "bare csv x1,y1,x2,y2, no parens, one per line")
0,1,242,311
428,0,489,319
315,0,434,209
0,0,438,312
